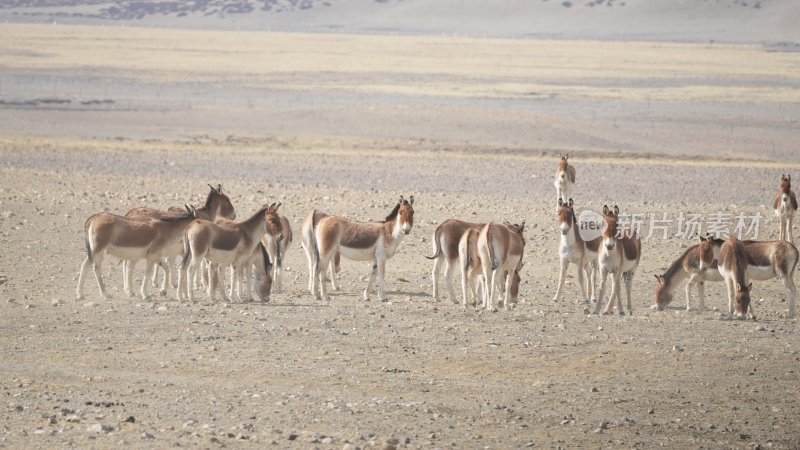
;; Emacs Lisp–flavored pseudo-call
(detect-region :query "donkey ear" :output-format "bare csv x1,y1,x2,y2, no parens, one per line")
603,205,609,215
613,205,620,216
736,282,742,292
519,221,525,232
568,198,574,207
747,282,753,291
558,198,564,207
409,195,415,206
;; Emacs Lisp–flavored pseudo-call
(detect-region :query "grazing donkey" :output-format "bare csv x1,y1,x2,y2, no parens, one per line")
593,205,641,315
477,221,525,310
300,210,341,292
553,154,576,211
774,174,797,243
76,207,197,301
653,235,724,311
263,214,292,294
718,237,755,319
207,242,273,303
124,184,236,289
700,237,798,319
312,196,415,302
178,203,283,302
426,219,485,304
552,198,601,304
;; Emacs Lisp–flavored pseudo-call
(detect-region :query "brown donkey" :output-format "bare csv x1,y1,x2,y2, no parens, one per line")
312,196,415,302
774,174,797,243
710,237,798,319
552,198,601,304
427,218,485,304
178,203,283,302
477,221,525,310
718,237,754,319
594,205,641,315
553,154,576,211
654,235,724,311
76,207,197,300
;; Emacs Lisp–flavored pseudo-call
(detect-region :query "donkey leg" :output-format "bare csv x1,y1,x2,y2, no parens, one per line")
624,272,634,315
586,262,598,304
431,255,442,301
377,259,387,302
602,273,619,315
91,255,112,300
124,260,137,297
503,271,513,311
697,281,707,311
552,258,568,302
788,214,795,244
725,278,735,317
363,264,378,301
159,259,170,297
784,272,797,318
76,256,93,300
593,269,609,315
576,260,588,303
685,274,697,311
487,270,502,311
140,260,155,300
460,264,470,308
444,258,459,305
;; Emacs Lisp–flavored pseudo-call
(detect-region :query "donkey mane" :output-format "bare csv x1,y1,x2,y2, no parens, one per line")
259,241,271,271
661,245,697,285
383,203,402,222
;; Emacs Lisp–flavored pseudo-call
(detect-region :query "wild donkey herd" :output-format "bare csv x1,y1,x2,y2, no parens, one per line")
75,160,798,320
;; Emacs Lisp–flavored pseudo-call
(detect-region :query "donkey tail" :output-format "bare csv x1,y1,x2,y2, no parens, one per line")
487,225,497,271
425,225,443,260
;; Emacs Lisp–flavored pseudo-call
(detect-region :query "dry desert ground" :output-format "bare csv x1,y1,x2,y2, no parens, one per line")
1,23,800,449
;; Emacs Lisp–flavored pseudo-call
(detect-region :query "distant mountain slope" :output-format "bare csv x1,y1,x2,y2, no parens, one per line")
1,0,798,43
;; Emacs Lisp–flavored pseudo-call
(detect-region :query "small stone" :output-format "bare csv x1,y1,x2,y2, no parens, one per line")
142,432,155,440
672,345,684,352
123,416,135,423
87,423,113,433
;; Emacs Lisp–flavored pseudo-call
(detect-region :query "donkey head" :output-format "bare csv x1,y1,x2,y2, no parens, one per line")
557,198,575,235
697,234,723,271
558,154,570,178
397,195,415,235
207,183,236,220
602,205,620,251
653,274,671,310
253,243,274,302
508,262,524,304
734,282,753,319
263,203,284,241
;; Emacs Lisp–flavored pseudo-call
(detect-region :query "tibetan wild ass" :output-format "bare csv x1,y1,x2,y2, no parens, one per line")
553,154,576,211
178,203,283,302
704,237,798,319
477,221,525,310
593,205,641,315
300,210,341,292
718,237,755,319
653,235,724,311
774,174,797,243
76,207,197,300
312,196,415,302
552,198,601,304
263,214,292,294
426,218,485,304
124,183,236,289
